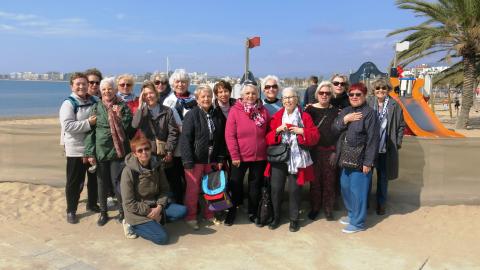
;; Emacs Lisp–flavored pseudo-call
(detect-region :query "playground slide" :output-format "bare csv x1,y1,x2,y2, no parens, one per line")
389,78,465,138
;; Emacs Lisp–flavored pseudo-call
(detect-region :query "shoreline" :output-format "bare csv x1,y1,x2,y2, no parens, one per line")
0,114,57,121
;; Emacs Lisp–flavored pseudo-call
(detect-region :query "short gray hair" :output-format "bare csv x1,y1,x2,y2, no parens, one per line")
315,81,334,97
150,72,169,83
100,77,116,90
240,83,259,97
261,75,281,90
169,69,190,88
282,87,298,98
194,84,213,99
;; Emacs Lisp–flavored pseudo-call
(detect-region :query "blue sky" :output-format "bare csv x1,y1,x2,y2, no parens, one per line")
0,0,430,77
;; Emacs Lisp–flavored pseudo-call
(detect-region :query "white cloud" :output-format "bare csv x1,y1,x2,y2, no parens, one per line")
115,13,125,20
0,11,38,21
0,24,14,30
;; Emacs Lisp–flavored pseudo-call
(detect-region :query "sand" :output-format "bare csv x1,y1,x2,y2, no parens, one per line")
1,110,480,269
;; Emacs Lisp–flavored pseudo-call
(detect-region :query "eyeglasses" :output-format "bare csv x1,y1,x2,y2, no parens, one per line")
154,80,168,86
282,95,297,100
119,83,132,87
317,91,332,96
375,86,388,91
88,81,100,85
136,147,151,153
332,81,346,87
264,84,279,90
348,92,363,97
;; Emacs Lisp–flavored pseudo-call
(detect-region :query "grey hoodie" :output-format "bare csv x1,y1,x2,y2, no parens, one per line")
120,153,170,226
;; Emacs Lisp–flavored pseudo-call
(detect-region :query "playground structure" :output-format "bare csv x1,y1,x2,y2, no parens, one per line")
389,77,465,138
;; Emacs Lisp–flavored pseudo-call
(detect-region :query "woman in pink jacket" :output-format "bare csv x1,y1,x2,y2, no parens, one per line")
224,82,270,226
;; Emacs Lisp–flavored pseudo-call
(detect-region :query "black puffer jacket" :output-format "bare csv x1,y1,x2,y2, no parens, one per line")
180,106,227,169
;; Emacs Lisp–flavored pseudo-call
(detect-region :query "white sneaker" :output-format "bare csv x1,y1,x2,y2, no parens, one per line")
208,218,222,226
339,216,350,225
122,219,138,239
186,220,199,230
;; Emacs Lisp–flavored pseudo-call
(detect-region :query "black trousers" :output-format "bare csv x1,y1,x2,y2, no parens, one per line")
229,160,266,216
270,162,301,221
163,156,186,204
85,168,98,208
65,157,88,213
97,159,124,213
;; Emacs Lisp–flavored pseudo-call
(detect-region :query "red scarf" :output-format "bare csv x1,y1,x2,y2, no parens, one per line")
102,96,126,158
239,99,265,127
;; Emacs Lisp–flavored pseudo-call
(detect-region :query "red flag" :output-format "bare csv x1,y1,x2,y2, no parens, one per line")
248,36,260,48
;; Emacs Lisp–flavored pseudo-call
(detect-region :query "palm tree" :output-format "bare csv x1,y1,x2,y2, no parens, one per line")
388,0,480,128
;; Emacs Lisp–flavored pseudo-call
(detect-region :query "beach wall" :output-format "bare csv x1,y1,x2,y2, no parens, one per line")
0,118,479,205
389,136,480,206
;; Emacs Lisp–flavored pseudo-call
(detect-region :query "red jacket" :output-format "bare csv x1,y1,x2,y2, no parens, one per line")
265,107,320,185
225,101,270,162
126,98,140,115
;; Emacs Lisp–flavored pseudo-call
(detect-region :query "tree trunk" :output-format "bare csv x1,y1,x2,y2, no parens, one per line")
455,54,476,129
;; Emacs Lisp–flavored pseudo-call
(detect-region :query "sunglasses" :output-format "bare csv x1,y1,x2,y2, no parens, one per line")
332,81,346,87
375,86,388,91
317,91,331,96
154,80,168,86
264,84,279,90
119,83,132,87
348,92,363,97
136,147,151,154
88,81,100,85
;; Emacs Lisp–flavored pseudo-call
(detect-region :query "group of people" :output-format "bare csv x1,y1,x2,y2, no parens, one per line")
60,69,405,245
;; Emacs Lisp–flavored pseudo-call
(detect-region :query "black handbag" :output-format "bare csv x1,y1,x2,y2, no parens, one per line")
257,179,273,226
267,143,290,163
339,134,364,170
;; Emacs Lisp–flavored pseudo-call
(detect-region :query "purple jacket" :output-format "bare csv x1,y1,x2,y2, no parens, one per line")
225,101,270,162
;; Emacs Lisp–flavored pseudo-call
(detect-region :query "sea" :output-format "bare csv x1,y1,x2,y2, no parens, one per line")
0,80,195,117
0,80,307,117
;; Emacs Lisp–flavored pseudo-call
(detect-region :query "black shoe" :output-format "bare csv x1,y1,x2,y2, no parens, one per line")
255,217,264,228
118,211,125,222
67,212,78,224
325,210,334,221
86,204,100,213
248,214,256,223
308,210,319,221
224,209,236,226
289,220,299,232
268,219,280,230
97,212,109,226
376,205,386,216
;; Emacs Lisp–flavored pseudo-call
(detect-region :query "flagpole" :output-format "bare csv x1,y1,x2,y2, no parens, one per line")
245,37,249,82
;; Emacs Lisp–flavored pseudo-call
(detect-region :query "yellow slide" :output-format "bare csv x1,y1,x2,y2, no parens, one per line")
389,78,464,138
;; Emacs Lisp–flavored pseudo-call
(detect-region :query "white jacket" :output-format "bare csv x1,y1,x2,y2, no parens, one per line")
59,94,95,157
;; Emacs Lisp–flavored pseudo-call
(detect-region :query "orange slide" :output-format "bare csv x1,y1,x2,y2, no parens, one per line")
389,78,464,138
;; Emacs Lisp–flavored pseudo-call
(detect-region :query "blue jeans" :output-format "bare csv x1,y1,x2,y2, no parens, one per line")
340,168,372,229
131,203,187,245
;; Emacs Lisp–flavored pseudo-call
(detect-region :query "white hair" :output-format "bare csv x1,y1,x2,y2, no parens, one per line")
315,81,334,96
194,84,213,99
240,83,259,97
261,75,281,90
169,69,190,87
282,87,298,98
100,77,116,90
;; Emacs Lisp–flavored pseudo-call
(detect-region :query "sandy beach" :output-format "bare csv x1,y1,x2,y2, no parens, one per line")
1,109,479,269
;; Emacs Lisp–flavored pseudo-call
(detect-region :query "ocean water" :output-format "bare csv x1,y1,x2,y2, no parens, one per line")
0,80,196,117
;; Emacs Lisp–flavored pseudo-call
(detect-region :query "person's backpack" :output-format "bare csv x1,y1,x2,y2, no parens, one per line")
66,96,97,114
257,180,273,226
201,170,232,211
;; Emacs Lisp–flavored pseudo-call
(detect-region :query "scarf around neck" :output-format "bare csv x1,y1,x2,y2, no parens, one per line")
102,96,126,158
281,107,313,174
239,99,265,127
117,92,136,103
